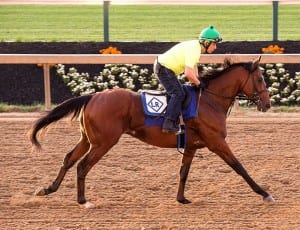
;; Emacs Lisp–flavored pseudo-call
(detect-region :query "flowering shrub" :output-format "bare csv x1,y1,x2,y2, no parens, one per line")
94,64,161,91
56,63,162,96
261,44,300,105
261,64,300,105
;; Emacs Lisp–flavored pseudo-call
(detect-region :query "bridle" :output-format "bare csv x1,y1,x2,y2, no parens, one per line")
203,67,268,106
237,68,269,105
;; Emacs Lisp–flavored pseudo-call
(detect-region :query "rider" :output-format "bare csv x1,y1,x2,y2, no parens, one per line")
154,25,222,134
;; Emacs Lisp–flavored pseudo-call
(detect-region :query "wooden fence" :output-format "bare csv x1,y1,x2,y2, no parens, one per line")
0,53,299,110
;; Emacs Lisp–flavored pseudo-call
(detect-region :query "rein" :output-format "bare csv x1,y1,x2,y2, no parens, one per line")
177,65,269,159
202,70,268,111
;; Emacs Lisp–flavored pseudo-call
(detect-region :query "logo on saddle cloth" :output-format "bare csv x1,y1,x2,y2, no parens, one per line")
140,85,198,127
141,91,167,116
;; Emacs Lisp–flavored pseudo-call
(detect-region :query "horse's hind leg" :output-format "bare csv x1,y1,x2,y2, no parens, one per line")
76,136,121,207
76,144,113,207
35,132,90,196
177,149,196,204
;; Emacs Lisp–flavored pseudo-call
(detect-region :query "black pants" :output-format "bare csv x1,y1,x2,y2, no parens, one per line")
157,65,185,121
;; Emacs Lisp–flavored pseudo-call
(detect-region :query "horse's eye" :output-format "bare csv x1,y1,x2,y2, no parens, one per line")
257,77,263,83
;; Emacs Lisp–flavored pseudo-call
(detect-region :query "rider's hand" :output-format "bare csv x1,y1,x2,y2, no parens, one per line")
195,80,208,90
194,82,201,90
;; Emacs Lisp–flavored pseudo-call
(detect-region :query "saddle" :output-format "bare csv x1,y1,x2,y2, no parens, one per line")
140,85,197,152
140,86,192,117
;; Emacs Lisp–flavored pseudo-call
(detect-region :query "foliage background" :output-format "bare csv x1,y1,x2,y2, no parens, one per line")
0,41,300,105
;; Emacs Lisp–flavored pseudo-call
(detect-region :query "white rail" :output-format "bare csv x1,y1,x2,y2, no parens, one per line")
1,54,300,64
1,53,299,110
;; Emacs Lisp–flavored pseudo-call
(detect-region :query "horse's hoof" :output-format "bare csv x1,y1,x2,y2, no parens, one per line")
34,187,46,196
81,201,96,209
177,197,192,204
263,195,275,203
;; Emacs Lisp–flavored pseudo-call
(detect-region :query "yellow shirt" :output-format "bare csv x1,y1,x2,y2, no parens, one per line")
158,40,201,75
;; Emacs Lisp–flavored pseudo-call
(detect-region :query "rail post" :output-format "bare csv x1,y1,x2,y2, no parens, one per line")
103,0,110,42
272,0,279,41
43,64,51,111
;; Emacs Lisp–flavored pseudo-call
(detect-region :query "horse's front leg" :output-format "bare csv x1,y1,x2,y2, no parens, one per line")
176,149,196,204
209,139,275,203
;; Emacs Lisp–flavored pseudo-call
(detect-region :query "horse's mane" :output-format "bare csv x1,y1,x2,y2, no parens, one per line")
200,58,253,82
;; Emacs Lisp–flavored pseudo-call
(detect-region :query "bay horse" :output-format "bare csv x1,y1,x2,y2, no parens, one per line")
29,58,274,208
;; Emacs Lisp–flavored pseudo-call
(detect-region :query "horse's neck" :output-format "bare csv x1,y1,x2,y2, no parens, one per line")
210,68,244,93
204,67,245,113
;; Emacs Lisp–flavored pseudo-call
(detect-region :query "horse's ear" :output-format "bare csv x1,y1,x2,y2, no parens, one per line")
254,56,261,65
252,56,261,71
258,55,262,62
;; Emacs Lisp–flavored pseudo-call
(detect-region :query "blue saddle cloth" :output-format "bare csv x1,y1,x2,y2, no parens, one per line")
141,85,198,126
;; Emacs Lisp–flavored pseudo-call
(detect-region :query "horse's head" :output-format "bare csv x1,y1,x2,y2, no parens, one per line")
240,57,271,112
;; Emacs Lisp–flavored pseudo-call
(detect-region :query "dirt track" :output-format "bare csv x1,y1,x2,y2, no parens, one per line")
0,111,299,229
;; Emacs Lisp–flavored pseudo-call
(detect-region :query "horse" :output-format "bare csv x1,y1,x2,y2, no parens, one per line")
29,58,274,208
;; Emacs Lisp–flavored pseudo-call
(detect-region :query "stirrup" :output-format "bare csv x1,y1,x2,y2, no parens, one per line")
162,125,183,135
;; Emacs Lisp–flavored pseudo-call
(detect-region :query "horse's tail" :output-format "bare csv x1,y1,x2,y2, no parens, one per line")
29,94,93,149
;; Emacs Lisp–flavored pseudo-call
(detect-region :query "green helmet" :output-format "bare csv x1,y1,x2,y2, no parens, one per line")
199,25,222,43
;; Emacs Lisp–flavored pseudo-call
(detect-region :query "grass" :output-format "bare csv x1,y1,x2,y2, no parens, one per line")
0,103,47,112
0,4,299,41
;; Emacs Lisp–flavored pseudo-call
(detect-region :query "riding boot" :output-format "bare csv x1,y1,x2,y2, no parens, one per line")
162,118,182,135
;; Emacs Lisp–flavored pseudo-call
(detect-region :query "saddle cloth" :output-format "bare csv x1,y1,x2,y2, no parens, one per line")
141,90,167,116
140,85,198,126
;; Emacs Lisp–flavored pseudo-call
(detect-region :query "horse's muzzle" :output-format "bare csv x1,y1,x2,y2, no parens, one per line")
257,100,271,112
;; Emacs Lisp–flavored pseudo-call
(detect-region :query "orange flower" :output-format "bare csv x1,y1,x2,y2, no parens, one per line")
261,45,284,54
99,46,122,54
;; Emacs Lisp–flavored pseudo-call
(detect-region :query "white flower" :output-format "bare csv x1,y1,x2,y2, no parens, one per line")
278,68,286,74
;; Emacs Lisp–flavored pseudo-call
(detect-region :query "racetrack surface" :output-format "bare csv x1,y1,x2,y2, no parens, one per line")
0,111,299,229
